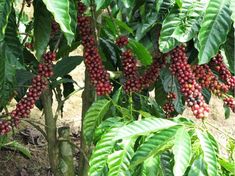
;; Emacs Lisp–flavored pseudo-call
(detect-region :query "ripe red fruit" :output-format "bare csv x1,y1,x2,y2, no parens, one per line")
210,53,235,91
223,97,235,113
77,2,112,96
170,45,209,119
0,51,56,135
116,36,129,48
192,64,229,97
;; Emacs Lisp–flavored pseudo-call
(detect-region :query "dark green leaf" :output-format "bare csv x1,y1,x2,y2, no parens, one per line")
96,0,112,10
53,56,83,78
223,28,234,73
198,0,232,64
33,0,52,60
0,0,13,40
128,39,152,66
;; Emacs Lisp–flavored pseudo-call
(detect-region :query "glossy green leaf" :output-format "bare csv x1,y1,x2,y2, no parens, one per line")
128,39,152,66
218,158,235,174
198,0,232,64
188,156,207,176
173,127,192,176
230,0,235,28
107,139,133,176
53,56,83,78
95,0,112,10
0,0,13,41
42,0,75,45
197,130,218,176
89,130,116,176
33,0,52,60
160,151,174,176
142,155,161,176
83,99,111,144
223,28,234,73
156,0,175,21
159,7,180,53
172,0,205,43
113,118,178,140
131,126,180,167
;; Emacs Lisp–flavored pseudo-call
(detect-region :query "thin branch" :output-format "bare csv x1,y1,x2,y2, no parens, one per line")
53,33,63,53
17,0,26,27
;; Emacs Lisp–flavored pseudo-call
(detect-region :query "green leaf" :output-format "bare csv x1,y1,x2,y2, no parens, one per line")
95,0,112,10
218,158,235,174
83,99,111,144
198,0,232,64
142,155,161,176
173,127,192,176
160,151,174,176
5,141,31,158
42,0,75,45
128,39,152,66
224,105,230,119
5,8,23,60
0,0,13,41
113,18,133,34
230,0,235,28
196,130,218,176
223,28,234,73
156,0,175,21
33,0,52,60
113,117,178,140
107,139,133,176
89,130,116,176
172,0,205,43
131,126,180,167
159,7,180,53
188,156,207,176
176,0,182,8
53,56,83,78
160,67,184,113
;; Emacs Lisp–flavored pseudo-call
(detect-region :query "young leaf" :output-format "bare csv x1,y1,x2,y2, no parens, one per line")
41,0,75,45
196,130,218,176
83,99,111,144
173,127,192,176
128,39,152,66
113,118,178,140
33,0,52,60
198,0,232,64
0,0,13,41
131,126,180,167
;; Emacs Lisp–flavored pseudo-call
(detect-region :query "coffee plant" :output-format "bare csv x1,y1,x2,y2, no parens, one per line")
0,0,234,176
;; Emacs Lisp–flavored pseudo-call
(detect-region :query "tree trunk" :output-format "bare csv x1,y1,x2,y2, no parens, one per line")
41,88,60,175
58,127,75,176
78,70,94,176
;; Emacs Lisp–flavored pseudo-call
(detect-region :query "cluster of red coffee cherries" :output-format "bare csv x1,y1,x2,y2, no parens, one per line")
210,54,235,91
163,92,176,118
192,64,229,97
116,36,164,93
223,97,235,113
170,45,209,119
0,52,56,135
77,2,112,96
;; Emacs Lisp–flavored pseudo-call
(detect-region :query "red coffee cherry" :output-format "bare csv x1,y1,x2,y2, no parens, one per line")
170,45,209,119
223,97,235,113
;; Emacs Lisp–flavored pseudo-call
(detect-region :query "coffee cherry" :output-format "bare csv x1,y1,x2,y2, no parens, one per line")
77,2,113,96
163,92,176,118
210,53,235,91
192,64,229,97
116,36,128,48
51,20,60,37
0,120,11,135
223,97,235,113
170,45,209,119
25,42,33,50
0,51,56,135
